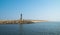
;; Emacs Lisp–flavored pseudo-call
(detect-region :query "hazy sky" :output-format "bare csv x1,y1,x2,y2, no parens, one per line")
0,0,60,21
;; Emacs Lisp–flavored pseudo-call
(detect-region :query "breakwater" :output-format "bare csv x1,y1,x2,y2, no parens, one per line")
0,20,33,24
0,20,48,24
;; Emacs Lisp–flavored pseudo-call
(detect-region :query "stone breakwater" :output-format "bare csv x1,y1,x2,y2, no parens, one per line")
0,20,48,24
0,20,33,24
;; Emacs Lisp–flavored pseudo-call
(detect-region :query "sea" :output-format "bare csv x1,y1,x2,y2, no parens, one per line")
0,22,60,35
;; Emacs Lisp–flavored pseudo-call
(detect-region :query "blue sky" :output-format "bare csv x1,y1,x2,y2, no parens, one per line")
0,0,60,21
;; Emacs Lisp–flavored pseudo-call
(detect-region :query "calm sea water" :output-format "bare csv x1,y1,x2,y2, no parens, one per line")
0,22,60,35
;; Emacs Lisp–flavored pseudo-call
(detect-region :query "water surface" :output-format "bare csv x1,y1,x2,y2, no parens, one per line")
0,22,60,35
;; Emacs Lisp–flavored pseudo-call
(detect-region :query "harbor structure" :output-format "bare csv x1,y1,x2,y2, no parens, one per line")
0,13,48,24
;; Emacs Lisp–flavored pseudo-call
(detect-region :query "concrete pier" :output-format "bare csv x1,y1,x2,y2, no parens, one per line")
0,20,33,24
0,20,48,24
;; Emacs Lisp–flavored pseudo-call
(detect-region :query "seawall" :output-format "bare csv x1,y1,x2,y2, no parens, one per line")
0,20,48,24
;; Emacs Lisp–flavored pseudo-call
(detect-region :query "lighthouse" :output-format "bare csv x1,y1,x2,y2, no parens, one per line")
20,13,22,21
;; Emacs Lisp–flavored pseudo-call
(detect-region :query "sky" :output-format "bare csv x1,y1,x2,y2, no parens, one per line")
0,0,60,21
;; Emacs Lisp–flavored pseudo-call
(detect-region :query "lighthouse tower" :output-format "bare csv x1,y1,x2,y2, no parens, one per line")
20,13,22,21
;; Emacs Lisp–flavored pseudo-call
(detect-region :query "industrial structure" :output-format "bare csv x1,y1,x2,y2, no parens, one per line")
0,13,47,24
0,13,33,24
